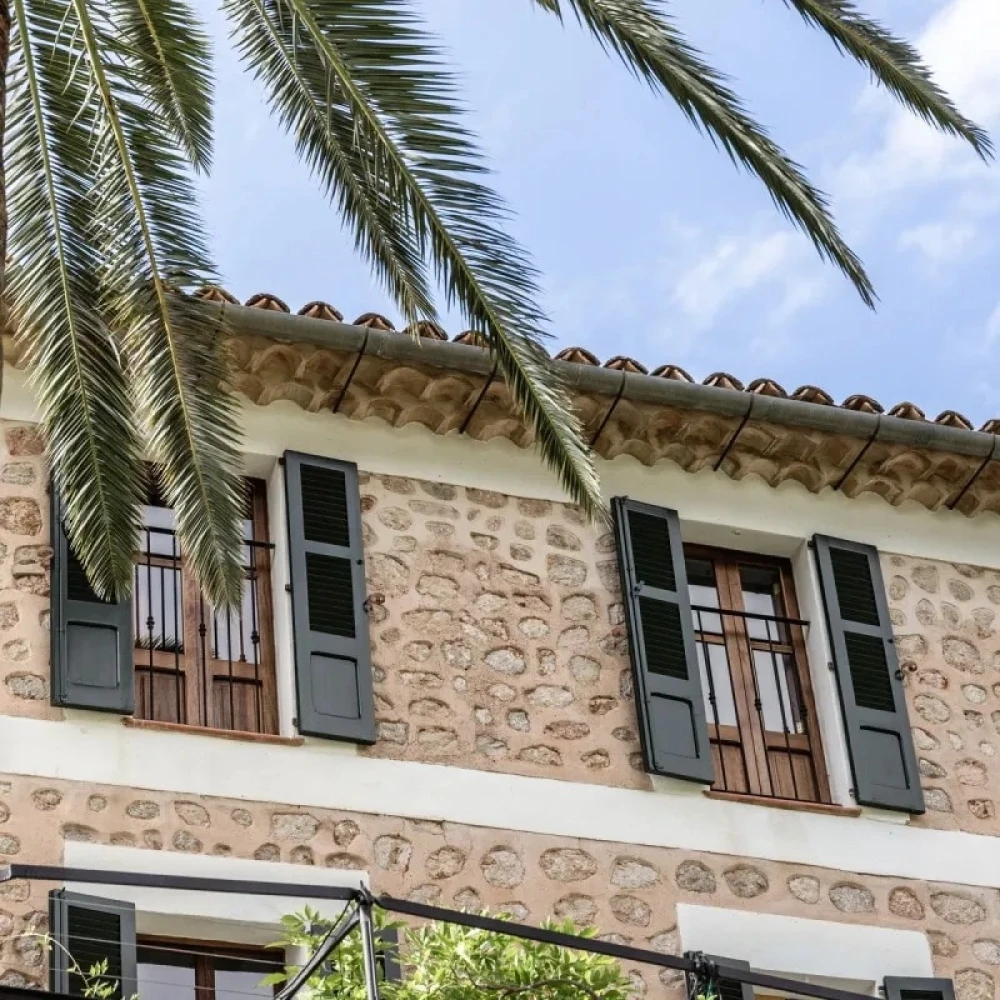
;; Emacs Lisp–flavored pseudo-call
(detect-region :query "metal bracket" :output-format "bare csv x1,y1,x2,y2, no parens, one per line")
685,950,719,1000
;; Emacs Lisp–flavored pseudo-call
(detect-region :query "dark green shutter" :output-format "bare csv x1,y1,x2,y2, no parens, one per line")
49,891,136,998
285,452,375,743
884,978,955,1000
50,486,134,713
614,498,712,783
377,927,401,982
685,954,752,1000
814,535,924,813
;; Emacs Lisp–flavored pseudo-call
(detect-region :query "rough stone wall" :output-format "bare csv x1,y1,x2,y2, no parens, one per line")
0,773,997,999
358,472,646,790
886,554,1000,835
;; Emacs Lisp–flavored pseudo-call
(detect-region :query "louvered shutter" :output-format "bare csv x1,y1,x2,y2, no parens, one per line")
377,927,401,982
685,954,752,1000
285,452,375,743
814,535,923,813
50,486,134,713
49,891,137,998
613,498,712,783
884,978,956,1000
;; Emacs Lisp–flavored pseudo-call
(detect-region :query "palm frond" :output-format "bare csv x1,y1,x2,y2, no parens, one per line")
779,0,992,158
228,0,604,520
533,0,876,307
9,0,144,600
67,0,246,608
109,0,215,171
224,0,436,324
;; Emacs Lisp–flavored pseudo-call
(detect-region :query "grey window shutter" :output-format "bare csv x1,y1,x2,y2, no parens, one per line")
613,497,712,783
685,954,752,1000
284,452,375,743
813,535,924,813
885,978,956,1000
49,890,137,999
377,927,401,982
50,486,134,713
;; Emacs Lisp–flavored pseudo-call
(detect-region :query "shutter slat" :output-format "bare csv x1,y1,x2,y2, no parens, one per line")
814,535,924,813
51,485,134,713
49,891,136,999
614,498,712,783
285,452,375,743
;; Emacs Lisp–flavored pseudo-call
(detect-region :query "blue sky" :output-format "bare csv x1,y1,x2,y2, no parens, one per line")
198,0,1000,426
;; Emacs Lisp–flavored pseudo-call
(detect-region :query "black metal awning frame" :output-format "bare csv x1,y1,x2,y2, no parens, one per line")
1,864,876,1000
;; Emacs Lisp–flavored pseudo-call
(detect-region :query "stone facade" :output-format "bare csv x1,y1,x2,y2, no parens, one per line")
0,774,998,998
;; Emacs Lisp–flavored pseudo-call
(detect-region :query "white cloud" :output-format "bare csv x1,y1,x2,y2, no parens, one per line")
835,0,1000,201
898,220,979,267
670,230,826,330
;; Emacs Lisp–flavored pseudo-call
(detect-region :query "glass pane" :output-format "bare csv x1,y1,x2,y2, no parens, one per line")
685,556,722,635
134,561,184,653
739,564,786,642
698,641,738,727
215,955,278,1000
141,504,179,558
753,649,803,733
137,961,196,1000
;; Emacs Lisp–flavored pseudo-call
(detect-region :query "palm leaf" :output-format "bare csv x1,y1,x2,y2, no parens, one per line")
66,0,246,608
779,0,992,158
108,0,215,171
9,0,144,600
227,0,604,520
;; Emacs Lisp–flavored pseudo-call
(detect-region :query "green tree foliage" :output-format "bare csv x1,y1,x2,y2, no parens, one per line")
267,907,634,1000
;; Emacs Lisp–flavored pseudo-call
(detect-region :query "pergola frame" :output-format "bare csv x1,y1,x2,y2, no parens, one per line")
1,863,879,1000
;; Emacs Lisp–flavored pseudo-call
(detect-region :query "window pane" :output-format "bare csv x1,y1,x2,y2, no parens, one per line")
752,649,803,733
739,564,786,642
685,556,722,635
698,641,738,727
215,969,274,1000
137,962,196,1000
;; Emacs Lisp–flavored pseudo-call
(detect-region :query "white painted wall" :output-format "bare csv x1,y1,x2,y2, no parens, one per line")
676,904,933,993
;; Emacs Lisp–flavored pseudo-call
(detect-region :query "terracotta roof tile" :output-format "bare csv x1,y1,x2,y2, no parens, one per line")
194,289,991,443
888,401,926,421
604,356,648,374
298,301,343,322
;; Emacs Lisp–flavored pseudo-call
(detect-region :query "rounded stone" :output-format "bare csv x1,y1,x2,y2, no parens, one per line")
969,799,995,820
888,887,924,920
589,697,617,715
956,970,995,1000
912,565,939,593
5,673,45,699
546,525,582,551
919,758,946,778
676,861,716,894
0,835,20,855
426,846,467,880
325,853,366,870
957,758,988,785
127,800,160,820
611,857,660,890
539,848,598,882
527,685,574,708
417,574,459,600
973,941,1000,966
928,931,958,957
172,830,202,853
944,637,982,672
949,579,975,602
554,894,598,924
925,788,953,812
611,895,652,927
377,507,412,530
407,884,442,904
788,875,820,904
32,789,62,811
480,847,525,888
563,595,597,622
569,656,601,685
518,617,549,638
0,499,42,536
914,694,951,723
547,555,588,586
723,865,769,898
912,728,939,751
582,750,610,769
175,801,211,828
271,813,319,840
930,891,987,924
485,647,527,676
507,710,530,732
373,835,412,872
963,684,988,704
544,720,590,740
829,883,875,913
454,887,483,911
231,808,253,828
87,795,107,813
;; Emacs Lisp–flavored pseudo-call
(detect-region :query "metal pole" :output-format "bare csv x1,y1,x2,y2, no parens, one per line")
358,889,381,1000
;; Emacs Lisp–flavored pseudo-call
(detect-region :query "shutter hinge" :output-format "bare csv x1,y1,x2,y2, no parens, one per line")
278,456,285,466
285,584,292,593
828,660,836,671
363,593,385,615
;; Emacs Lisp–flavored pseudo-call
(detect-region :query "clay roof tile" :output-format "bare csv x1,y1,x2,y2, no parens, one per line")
297,300,343,322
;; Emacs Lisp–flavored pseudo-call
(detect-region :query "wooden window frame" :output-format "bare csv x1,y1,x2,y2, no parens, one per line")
133,477,278,735
685,544,831,804
137,936,280,1000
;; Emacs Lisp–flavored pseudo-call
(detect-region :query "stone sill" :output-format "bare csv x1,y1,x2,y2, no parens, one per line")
123,717,304,747
704,789,862,818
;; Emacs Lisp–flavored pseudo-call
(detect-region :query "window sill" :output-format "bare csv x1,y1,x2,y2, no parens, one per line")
123,717,304,747
704,789,861,818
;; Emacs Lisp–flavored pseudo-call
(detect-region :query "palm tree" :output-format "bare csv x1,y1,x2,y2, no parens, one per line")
0,0,990,606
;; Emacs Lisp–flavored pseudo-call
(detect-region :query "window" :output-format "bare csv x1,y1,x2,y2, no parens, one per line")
137,939,280,1000
132,477,277,735
685,546,829,804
